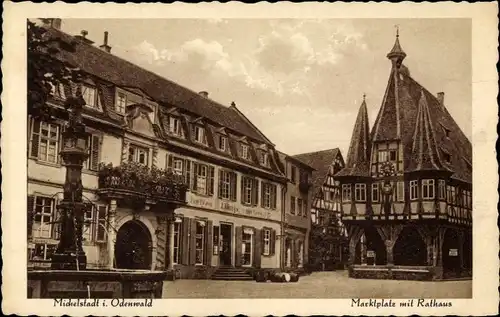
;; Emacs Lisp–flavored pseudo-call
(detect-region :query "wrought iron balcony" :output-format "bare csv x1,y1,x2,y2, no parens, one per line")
97,162,188,206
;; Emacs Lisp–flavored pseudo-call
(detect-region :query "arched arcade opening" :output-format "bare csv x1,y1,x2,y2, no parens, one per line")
393,226,427,266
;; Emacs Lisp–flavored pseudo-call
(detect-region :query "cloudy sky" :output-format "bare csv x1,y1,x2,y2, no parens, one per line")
60,19,471,156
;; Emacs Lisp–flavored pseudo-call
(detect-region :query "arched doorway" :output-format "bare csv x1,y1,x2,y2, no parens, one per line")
354,227,386,265
115,220,152,270
393,226,427,266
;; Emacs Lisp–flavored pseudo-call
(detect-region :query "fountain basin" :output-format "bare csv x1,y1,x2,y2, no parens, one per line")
28,269,168,298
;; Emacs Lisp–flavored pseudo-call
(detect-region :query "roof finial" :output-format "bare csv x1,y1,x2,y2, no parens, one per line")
363,93,366,101
387,25,406,63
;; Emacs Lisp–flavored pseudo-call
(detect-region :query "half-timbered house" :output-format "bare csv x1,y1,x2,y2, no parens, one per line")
335,32,472,280
293,149,348,270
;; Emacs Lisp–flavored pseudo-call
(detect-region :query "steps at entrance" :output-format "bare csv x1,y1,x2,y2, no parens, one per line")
211,266,254,281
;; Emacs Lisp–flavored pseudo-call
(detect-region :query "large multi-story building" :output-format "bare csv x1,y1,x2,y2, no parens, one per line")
28,20,292,279
277,152,314,270
335,33,472,280
293,149,348,270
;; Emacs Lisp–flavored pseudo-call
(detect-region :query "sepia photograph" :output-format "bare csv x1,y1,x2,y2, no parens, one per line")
26,17,472,299
1,2,498,316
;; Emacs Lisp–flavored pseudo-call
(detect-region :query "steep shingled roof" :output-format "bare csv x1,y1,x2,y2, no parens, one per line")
408,90,448,172
400,74,472,182
293,148,342,191
46,27,270,144
337,34,472,184
335,98,371,177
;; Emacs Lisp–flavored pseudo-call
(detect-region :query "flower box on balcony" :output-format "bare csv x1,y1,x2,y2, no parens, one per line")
97,162,188,205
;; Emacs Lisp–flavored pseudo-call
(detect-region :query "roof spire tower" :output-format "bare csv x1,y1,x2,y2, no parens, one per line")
387,25,406,67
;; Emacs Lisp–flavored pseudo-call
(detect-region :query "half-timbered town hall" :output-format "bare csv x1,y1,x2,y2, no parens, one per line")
335,32,472,280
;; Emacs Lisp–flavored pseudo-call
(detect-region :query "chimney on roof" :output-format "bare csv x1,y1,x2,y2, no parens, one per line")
199,91,209,98
99,31,112,53
74,30,95,45
437,92,445,105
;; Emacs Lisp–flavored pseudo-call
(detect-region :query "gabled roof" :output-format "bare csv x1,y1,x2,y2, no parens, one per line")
47,27,270,144
293,148,343,191
336,98,371,177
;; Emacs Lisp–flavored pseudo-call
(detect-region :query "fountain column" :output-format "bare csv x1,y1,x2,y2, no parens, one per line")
107,199,117,269
51,91,89,270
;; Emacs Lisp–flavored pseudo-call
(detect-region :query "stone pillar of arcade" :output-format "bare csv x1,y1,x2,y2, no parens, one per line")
168,213,176,270
107,199,118,269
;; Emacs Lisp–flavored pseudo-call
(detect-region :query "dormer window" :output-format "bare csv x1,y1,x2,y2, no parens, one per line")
240,143,249,160
115,92,127,114
258,150,269,167
168,116,183,137
50,82,66,100
217,135,227,152
441,148,451,164
82,84,99,110
192,125,207,145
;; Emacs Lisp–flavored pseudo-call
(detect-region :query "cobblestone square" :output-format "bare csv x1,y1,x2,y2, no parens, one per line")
163,271,472,298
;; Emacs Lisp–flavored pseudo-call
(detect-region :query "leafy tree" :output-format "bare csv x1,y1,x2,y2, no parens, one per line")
27,19,83,120
308,216,348,271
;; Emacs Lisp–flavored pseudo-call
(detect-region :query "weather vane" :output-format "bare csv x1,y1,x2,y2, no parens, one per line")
395,24,400,37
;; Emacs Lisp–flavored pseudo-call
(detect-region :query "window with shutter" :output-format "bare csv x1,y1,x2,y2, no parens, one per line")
219,170,235,200
196,164,208,195
242,177,254,205
83,134,101,171
230,172,237,201
208,166,215,196
271,184,277,209
270,229,276,255
27,195,35,239
166,154,173,171
29,119,41,158
252,179,259,206
30,120,60,163
32,196,55,239
185,160,191,189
